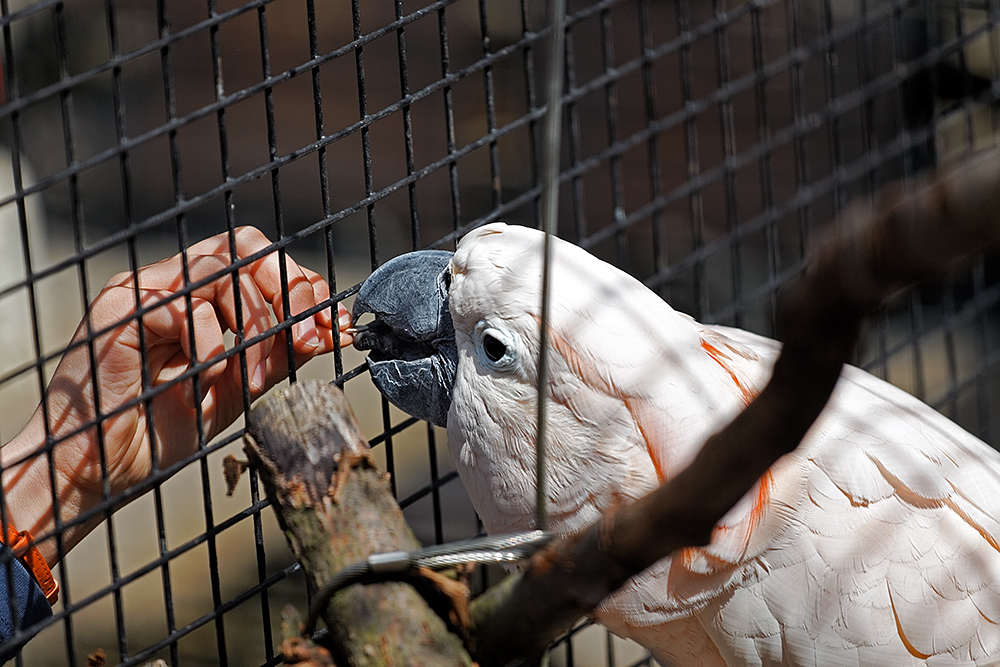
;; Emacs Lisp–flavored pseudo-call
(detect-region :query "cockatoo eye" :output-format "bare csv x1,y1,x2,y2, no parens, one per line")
476,325,517,370
483,333,506,361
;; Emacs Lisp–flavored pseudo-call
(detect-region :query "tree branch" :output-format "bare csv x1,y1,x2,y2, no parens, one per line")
243,380,472,667
466,147,1000,666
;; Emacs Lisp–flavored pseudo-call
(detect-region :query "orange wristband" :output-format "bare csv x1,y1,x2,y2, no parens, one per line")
2,521,58,605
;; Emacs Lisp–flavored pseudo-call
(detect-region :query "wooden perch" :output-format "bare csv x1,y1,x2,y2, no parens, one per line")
465,147,1000,665
243,380,472,666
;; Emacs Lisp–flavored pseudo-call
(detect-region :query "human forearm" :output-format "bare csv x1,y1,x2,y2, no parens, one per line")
0,409,97,568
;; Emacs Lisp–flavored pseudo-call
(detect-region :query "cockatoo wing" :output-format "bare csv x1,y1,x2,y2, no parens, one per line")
605,322,1000,665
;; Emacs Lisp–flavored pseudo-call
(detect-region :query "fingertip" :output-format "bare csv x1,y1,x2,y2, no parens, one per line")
197,359,227,401
337,304,352,331
245,341,270,395
339,330,354,348
292,317,321,353
251,359,267,394
314,304,333,329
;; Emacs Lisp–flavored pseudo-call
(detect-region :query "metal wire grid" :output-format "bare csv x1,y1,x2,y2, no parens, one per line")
0,0,996,665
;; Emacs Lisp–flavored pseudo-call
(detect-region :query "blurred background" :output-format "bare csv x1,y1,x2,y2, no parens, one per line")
0,0,998,664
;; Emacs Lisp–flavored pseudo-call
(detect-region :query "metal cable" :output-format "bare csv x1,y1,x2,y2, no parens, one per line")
535,0,568,534
304,530,553,634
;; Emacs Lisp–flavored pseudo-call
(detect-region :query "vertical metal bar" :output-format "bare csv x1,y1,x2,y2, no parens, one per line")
437,7,463,230
352,0,396,494
103,0,137,657
520,0,543,231
206,1,233,661
534,0,567,533
909,292,928,402
253,9,284,658
971,261,994,442
951,0,976,157
979,0,999,444
154,0,184,661
637,0,666,301
354,0,375,270
0,2,52,658
677,0,709,321
563,22,587,242
303,0,343,379
426,424,444,544
855,0,877,195
941,281,961,421
396,0,421,249
749,1,778,331
821,0,846,211
477,0,502,212
599,7,628,268
786,0,811,259
989,0,1000,138
711,0,742,326
48,2,82,662
258,5,295,384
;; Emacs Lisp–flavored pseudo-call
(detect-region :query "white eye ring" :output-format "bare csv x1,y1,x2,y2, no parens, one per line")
475,324,518,370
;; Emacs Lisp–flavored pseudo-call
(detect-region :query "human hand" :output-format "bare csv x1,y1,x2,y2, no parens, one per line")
3,227,351,563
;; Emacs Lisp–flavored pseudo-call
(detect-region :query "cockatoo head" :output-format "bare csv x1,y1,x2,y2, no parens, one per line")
352,222,719,433
354,222,764,535
352,224,553,429
353,224,578,430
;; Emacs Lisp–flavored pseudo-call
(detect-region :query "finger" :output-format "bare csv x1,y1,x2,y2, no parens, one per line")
139,292,228,408
303,267,333,329
336,301,353,347
183,225,266,259
188,227,329,356
178,297,229,404
108,228,332,379
173,254,277,393
110,227,269,295
244,252,323,354
295,268,355,349
225,270,275,393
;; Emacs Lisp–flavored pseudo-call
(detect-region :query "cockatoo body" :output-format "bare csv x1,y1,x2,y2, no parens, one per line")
353,222,1000,666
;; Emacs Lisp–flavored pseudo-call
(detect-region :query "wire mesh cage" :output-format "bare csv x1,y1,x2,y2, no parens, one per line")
0,0,998,665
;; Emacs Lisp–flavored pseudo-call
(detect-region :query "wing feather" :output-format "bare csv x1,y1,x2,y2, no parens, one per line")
614,323,1000,664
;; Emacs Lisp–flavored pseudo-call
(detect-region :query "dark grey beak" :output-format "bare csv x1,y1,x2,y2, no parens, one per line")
352,250,457,427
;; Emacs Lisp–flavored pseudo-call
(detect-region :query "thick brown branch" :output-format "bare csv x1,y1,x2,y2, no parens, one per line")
245,379,472,667
468,147,1000,666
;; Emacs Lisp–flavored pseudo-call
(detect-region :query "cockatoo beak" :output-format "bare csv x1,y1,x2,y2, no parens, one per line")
352,249,458,427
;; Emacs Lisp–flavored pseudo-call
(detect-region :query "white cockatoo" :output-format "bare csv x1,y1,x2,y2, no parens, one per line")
352,222,1000,666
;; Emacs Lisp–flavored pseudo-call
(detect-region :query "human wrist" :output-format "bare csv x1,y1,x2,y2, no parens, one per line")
1,410,89,568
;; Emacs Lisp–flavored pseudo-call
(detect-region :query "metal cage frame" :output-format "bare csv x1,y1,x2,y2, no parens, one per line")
0,0,997,665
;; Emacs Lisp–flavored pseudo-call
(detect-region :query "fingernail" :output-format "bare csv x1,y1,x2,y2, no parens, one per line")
252,362,266,392
338,310,352,329
297,319,320,349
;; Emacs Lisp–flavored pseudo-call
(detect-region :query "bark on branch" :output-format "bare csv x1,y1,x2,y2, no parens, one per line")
242,381,472,666
465,147,1000,665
